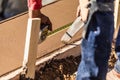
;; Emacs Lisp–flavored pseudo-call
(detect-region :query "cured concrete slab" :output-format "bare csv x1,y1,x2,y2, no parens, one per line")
0,0,80,76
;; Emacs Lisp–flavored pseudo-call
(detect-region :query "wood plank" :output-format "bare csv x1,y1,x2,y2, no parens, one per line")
22,18,40,79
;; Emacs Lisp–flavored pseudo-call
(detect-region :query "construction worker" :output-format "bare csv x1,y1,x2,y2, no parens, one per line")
107,28,120,80
28,0,52,31
76,0,114,80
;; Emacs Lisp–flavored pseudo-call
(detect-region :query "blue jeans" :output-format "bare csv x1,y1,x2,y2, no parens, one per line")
76,11,114,80
114,28,120,73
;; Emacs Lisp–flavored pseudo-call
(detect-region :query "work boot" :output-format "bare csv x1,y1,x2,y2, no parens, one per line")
106,69,120,80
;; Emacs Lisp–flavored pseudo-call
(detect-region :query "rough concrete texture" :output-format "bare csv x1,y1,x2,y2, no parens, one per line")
0,0,80,76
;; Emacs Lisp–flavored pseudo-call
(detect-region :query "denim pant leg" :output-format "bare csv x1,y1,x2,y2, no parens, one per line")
82,12,114,80
94,12,114,80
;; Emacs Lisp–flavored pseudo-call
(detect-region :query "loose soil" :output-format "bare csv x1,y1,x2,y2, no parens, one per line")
11,52,117,80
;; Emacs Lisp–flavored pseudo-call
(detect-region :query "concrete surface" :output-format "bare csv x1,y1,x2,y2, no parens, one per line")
0,0,80,76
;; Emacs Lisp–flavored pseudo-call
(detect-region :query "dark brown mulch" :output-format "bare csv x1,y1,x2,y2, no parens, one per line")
12,51,117,80
34,54,116,80
14,55,81,80
34,55,81,80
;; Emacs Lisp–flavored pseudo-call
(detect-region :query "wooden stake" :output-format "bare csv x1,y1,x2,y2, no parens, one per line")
114,0,120,40
22,18,40,79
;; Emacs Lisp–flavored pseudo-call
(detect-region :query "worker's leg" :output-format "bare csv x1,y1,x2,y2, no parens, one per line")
86,12,114,80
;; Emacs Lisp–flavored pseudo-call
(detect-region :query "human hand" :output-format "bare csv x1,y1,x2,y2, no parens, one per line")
39,13,52,31
76,0,89,22
29,9,52,31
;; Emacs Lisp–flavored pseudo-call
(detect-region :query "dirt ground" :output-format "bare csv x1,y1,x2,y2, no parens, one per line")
11,49,117,80
34,55,81,80
12,55,81,80
26,53,116,80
